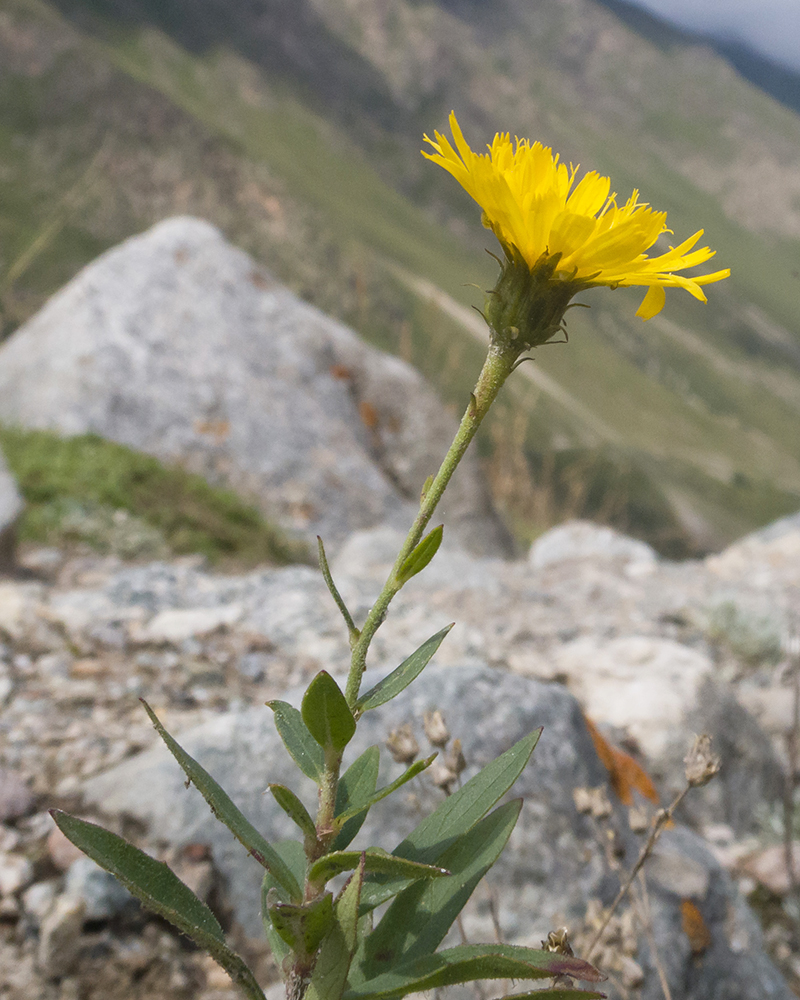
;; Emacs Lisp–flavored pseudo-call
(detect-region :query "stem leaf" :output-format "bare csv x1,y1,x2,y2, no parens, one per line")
141,700,301,900
395,524,443,587
51,812,266,1000
359,801,522,977
356,625,454,714
268,892,334,955
269,784,317,843
267,699,325,783
343,943,605,1000
335,755,435,827
302,671,356,754
308,848,449,887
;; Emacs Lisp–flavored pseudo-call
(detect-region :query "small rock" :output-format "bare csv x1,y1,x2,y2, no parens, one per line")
139,604,243,645
0,768,36,822
529,520,657,571
64,857,136,920
37,895,86,978
740,843,800,896
0,851,34,895
21,879,59,923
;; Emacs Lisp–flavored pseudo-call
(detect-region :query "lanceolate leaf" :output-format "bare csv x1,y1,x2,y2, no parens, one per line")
395,525,444,587
308,848,449,887
141,701,301,901
360,801,522,976
359,728,541,913
335,756,435,827
305,855,365,1000
302,671,356,754
356,625,454,714
333,746,380,851
344,943,605,1000
394,728,541,866
267,699,325,783
269,784,317,843
51,812,266,1000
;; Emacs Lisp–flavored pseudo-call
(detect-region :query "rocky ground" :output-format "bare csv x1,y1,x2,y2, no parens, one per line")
0,514,799,999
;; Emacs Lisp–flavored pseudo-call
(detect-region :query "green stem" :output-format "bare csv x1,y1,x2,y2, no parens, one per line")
344,345,517,708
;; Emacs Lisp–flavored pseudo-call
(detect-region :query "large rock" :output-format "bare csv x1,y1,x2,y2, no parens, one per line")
0,450,22,572
84,665,791,1000
0,218,509,556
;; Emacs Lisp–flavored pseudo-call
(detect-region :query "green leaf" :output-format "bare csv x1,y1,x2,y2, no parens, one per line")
51,812,266,1000
334,746,381,851
395,525,443,587
359,728,541,913
268,893,334,955
318,536,359,640
261,840,308,967
335,756,435,828
308,848,449,887
302,671,356,754
356,625,454,714
141,700,301,901
268,699,325,783
494,991,607,1000
269,784,317,843
305,855,365,1000
344,943,605,1000
394,728,541,865
359,800,522,976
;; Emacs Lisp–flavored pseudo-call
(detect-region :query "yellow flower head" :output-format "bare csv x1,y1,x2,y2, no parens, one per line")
423,112,729,321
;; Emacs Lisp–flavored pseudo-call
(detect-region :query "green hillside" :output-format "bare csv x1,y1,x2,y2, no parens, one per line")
2,0,800,555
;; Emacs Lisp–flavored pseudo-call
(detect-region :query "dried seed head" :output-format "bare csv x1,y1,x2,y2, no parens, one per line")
386,723,419,764
445,738,466,777
684,734,721,787
542,927,573,956
429,762,457,793
423,709,450,748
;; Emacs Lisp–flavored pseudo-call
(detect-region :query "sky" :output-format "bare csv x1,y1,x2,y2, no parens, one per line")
628,0,800,72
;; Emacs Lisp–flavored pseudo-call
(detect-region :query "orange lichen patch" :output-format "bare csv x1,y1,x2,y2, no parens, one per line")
583,714,659,807
680,899,712,954
359,400,380,429
329,363,352,380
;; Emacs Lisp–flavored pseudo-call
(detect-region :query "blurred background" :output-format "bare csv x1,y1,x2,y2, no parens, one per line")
1,0,800,559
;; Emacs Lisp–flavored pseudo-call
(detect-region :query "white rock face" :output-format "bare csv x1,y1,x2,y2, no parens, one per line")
529,520,657,571
0,218,509,556
0,452,22,532
553,636,713,761
0,450,22,568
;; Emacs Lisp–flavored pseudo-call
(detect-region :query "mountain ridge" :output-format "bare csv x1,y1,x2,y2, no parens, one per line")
2,0,800,555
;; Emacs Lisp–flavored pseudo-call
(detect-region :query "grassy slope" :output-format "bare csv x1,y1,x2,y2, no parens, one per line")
2,0,800,553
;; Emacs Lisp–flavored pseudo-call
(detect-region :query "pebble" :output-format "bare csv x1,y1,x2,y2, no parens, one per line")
0,767,35,822
0,851,34,895
37,895,86,978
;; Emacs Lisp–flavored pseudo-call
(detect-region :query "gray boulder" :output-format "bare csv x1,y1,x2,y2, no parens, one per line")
0,218,509,556
0,449,23,572
84,665,790,1000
